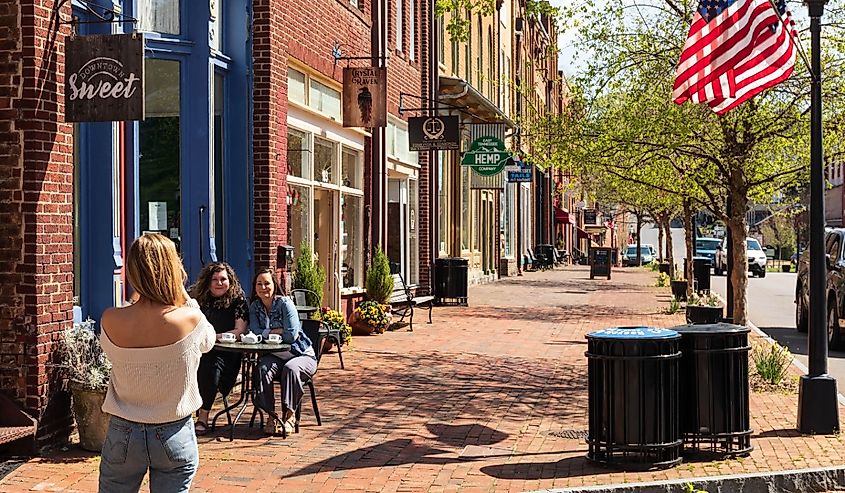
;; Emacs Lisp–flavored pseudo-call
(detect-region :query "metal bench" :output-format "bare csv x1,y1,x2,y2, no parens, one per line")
0,392,37,457
389,273,434,331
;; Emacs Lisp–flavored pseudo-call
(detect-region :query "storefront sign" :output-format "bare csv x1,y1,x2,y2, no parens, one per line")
506,160,532,182
461,135,510,176
408,116,460,151
342,66,387,128
583,208,598,225
66,33,144,122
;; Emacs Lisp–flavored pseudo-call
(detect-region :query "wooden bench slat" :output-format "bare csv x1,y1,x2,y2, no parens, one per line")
0,425,36,445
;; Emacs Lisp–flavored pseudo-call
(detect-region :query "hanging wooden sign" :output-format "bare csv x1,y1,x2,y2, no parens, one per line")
342,66,387,128
65,33,145,122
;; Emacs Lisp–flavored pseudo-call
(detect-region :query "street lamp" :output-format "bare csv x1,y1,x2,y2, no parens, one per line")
797,0,839,435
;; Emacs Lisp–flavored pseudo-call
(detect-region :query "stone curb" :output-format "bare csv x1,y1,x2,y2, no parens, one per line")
526,465,845,493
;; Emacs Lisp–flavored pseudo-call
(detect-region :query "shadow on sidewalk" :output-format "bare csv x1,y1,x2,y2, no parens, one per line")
453,305,647,323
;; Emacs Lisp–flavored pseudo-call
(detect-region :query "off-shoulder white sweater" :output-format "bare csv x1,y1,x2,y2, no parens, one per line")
100,312,216,424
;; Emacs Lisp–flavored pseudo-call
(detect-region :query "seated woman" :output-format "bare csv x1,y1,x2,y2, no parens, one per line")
190,262,249,435
249,268,316,435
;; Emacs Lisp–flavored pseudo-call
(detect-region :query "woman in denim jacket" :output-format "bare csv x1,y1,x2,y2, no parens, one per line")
248,268,315,435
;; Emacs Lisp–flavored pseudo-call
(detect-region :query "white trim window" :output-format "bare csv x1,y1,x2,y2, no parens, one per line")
287,67,342,122
395,0,403,52
408,0,415,61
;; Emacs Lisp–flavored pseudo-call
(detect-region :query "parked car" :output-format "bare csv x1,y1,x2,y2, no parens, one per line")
795,228,845,347
713,238,767,277
694,237,722,267
622,245,654,266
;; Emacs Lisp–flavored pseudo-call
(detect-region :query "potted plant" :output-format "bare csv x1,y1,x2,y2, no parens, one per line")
670,276,688,301
293,242,326,308
781,264,792,272
60,319,111,452
365,246,393,304
350,300,390,335
685,292,724,324
318,307,351,352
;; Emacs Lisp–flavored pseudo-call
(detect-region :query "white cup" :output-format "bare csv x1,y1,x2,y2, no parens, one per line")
267,334,282,344
241,333,262,344
219,333,236,342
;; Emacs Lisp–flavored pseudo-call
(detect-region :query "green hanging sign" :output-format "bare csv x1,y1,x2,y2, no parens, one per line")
460,135,510,176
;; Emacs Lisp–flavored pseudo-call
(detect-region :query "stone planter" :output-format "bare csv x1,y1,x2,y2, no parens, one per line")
782,264,792,272
685,304,724,325
670,280,688,301
69,381,110,452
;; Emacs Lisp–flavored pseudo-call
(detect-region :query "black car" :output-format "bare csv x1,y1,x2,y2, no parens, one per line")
795,228,845,348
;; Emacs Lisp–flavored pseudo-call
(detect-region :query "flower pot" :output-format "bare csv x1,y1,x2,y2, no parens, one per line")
781,264,792,272
685,304,724,325
670,280,688,301
658,263,671,275
69,381,110,452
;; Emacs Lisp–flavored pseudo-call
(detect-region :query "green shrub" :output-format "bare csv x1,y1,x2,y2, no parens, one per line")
366,246,394,304
293,242,326,307
655,272,670,287
648,261,660,271
752,342,793,385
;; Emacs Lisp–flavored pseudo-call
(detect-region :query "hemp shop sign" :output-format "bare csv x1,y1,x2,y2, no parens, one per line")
66,33,144,123
460,135,510,176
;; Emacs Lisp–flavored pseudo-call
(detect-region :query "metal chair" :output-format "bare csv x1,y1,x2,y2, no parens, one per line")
295,319,323,432
290,288,344,369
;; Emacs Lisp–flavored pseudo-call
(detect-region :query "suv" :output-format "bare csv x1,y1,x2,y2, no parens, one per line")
622,244,654,266
714,238,768,278
795,228,845,347
694,237,722,267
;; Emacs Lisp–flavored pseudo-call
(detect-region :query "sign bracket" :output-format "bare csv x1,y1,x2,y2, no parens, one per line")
332,42,389,66
54,0,137,31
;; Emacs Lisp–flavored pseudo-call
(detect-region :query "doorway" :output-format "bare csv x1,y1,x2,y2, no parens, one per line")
314,188,338,306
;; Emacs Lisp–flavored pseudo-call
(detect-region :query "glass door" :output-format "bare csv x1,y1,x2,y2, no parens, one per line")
314,187,338,307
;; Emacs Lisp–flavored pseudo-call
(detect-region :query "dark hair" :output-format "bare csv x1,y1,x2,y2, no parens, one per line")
189,262,245,307
249,268,285,304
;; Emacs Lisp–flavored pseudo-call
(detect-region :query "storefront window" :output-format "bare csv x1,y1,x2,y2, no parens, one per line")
139,59,181,250
309,78,341,121
287,129,309,179
438,154,448,255
341,194,363,288
287,184,311,258
409,179,419,284
314,137,336,184
137,0,180,34
341,147,362,189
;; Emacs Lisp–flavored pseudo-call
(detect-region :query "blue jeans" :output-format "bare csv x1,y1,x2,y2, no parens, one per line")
98,415,198,493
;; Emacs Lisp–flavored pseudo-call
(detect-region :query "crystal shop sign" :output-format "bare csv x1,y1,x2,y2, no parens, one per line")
342,66,387,128
65,33,145,123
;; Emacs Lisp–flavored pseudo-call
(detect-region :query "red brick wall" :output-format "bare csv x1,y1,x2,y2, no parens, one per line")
0,0,74,445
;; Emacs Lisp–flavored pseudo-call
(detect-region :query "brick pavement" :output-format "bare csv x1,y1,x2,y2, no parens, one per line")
2,265,844,492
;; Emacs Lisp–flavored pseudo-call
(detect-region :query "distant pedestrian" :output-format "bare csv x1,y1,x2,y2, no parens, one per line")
98,233,216,493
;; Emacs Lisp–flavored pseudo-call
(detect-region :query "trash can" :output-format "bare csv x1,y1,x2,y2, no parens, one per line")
692,256,711,292
434,257,468,306
586,327,682,469
673,323,752,456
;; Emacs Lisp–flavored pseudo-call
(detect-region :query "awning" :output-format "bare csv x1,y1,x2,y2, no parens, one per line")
576,227,589,240
555,207,575,225
439,76,516,127
584,224,607,234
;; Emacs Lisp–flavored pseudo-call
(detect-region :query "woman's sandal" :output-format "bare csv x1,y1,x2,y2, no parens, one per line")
195,421,209,436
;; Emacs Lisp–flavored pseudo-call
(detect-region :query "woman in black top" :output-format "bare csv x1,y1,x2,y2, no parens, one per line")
189,262,249,435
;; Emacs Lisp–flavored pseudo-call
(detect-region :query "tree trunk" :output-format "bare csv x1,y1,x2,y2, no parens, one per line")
636,214,643,266
665,217,675,278
683,199,694,294
728,191,749,325
657,216,665,263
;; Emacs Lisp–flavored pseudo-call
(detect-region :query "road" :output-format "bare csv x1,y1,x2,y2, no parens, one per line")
639,225,687,270
711,273,845,395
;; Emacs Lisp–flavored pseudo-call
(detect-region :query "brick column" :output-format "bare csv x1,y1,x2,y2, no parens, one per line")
0,0,74,445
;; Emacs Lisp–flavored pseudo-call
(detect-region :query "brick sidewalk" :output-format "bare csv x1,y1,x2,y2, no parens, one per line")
2,266,844,492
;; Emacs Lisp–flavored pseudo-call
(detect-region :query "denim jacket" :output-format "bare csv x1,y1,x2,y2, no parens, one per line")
248,296,313,357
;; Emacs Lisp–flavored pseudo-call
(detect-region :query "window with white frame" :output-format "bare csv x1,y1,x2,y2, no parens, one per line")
395,0,403,51
287,68,342,121
408,0,415,61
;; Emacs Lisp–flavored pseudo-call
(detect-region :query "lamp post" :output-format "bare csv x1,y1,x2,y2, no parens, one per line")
798,0,839,435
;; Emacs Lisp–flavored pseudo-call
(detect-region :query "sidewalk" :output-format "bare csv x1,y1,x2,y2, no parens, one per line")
2,265,844,492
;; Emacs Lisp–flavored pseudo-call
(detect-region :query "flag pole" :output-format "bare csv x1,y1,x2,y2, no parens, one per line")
765,0,812,76
797,0,839,435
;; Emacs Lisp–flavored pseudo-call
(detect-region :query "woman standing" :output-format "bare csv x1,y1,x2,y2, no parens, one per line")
249,268,316,435
98,234,215,492
189,262,249,435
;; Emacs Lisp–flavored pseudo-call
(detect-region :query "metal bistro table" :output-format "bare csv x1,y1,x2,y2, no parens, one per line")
210,340,291,440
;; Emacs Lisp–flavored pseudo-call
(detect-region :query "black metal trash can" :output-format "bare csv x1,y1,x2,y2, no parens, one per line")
586,327,682,469
673,323,752,456
692,256,711,292
434,257,468,306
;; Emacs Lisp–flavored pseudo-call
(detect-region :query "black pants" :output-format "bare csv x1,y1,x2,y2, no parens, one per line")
197,349,242,411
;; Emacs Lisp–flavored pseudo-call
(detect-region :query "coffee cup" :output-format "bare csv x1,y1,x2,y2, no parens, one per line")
219,333,236,342
267,333,282,344
241,333,262,344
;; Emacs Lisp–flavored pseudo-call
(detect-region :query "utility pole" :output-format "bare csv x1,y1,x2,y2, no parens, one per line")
798,0,839,435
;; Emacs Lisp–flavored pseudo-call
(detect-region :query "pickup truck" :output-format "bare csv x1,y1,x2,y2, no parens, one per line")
795,228,845,349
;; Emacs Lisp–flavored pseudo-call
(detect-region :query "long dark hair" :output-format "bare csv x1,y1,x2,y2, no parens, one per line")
249,268,285,304
189,262,245,307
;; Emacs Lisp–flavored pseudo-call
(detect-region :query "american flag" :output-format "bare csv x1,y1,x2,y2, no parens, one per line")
672,0,798,115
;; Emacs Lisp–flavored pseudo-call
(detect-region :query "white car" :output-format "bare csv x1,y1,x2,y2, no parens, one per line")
714,237,767,277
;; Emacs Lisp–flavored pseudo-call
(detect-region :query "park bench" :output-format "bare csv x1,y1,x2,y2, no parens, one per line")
0,391,37,457
389,273,434,331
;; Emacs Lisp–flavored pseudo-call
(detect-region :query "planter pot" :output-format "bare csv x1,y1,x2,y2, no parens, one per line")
782,264,792,272
658,263,671,275
69,381,110,452
685,304,724,325
670,280,688,301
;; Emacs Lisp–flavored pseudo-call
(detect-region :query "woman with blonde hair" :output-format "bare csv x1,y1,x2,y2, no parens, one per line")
98,233,215,493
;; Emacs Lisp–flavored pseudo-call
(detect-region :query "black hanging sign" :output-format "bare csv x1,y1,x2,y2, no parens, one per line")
65,33,144,123
408,115,460,151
